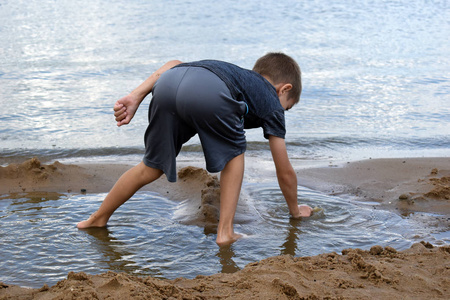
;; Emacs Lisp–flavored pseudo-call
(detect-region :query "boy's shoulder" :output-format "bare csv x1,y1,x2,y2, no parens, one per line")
176,60,278,108
179,60,249,73
180,59,269,88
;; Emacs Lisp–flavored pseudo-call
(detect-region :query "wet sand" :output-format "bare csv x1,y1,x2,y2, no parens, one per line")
297,157,450,216
0,157,449,299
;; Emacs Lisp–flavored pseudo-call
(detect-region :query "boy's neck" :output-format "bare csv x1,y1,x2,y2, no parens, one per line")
263,75,284,95
262,75,275,86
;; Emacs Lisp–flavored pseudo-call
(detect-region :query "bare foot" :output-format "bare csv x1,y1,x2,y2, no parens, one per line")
216,232,243,247
76,213,108,229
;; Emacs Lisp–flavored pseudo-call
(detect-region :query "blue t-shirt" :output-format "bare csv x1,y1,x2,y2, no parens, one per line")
175,60,286,139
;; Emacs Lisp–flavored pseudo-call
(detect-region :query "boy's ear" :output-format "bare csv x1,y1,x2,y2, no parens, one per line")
275,83,293,96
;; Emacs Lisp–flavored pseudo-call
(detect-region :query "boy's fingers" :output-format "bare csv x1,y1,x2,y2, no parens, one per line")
114,107,126,117
117,117,130,127
113,103,124,112
115,112,127,121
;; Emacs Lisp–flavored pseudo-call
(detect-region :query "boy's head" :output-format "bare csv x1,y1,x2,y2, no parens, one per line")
253,52,302,105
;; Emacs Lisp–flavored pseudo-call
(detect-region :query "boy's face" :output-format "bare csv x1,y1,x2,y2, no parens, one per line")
276,83,295,111
279,94,295,111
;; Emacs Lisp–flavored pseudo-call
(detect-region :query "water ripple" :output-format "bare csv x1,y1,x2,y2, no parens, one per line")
2,186,444,288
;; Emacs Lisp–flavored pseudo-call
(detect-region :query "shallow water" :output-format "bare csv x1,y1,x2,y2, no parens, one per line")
1,184,447,289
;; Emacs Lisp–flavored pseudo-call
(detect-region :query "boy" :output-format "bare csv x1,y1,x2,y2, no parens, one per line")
77,53,313,246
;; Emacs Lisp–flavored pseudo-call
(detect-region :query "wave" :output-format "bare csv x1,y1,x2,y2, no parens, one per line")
1,135,449,165
286,135,450,150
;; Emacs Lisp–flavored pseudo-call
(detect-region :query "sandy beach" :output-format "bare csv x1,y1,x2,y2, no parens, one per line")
0,156,449,299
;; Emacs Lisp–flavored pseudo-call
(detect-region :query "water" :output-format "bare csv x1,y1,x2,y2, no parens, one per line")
1,184,446,289
1,0,449,163
0,0,449,289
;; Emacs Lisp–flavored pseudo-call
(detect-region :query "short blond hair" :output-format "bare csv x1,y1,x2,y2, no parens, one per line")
253,52,302,103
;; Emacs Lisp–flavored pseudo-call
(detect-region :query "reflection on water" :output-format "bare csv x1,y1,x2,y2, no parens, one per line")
280,218,303,256
80,227,135,273
216,245,241,274
0,184,448,288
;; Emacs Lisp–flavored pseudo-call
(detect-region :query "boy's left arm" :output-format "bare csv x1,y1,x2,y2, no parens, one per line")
269,135,312,218
114,60,183,126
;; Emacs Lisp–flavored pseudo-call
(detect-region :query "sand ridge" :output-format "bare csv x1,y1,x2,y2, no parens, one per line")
1,242,448,299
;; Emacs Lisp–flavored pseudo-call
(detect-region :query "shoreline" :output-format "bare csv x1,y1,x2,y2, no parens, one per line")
0,156,448,237
1,156,448,216
0,156,449,299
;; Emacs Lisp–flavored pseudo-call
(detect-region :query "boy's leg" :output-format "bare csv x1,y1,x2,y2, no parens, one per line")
77,162,163,228
216,153,245,246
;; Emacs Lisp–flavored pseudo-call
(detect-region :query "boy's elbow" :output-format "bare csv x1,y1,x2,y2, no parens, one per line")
169,60,183,66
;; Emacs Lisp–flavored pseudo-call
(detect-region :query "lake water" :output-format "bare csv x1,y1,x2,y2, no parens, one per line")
0,0,449,289
1,0,449,163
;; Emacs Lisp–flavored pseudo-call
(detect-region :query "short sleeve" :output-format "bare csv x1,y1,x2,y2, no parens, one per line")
262,109,286,139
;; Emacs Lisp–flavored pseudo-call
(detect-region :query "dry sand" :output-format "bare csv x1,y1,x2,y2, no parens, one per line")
0,157,449,299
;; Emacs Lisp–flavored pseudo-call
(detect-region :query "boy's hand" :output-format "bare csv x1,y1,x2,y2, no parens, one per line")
113,60,182,127
292,204,313,218
114,93,141,126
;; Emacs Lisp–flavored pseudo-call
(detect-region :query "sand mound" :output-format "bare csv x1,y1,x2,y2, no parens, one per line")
174,166,257,228
425,176,450,200
0,158,60,186
0,158,91,194
1,242,448,299
398,168,450,218
172,166,221,228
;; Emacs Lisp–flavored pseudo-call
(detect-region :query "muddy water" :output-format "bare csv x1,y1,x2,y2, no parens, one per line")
1,184,447,289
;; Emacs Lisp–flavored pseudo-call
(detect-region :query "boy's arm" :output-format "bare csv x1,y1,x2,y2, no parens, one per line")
269,135,312,218
114,60,183,126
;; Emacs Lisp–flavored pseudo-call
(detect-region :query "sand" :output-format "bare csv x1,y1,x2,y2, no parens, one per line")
1,243,449,299
0,157,449,299
297,157,450,216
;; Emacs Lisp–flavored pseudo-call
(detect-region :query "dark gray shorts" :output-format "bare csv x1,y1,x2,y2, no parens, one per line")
143,66,247,182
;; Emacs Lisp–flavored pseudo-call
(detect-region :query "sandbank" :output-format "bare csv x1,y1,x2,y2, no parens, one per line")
0,156,449,299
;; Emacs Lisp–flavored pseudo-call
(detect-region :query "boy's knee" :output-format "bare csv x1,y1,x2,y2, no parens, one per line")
137,162,163,181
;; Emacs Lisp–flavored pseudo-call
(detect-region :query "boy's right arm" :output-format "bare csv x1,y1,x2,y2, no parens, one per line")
114,60,183,126
269,135,312,218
